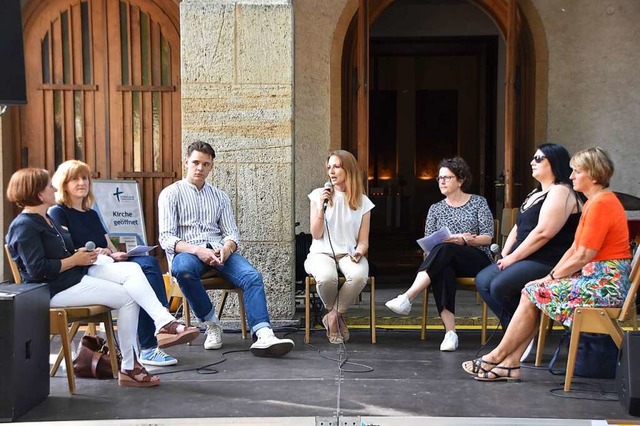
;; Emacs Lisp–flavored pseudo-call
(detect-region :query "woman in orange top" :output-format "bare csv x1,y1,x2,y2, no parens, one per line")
463,147,632,382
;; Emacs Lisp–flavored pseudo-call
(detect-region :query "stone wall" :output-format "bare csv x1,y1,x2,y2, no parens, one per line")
180,0,294,319
532,0,640,194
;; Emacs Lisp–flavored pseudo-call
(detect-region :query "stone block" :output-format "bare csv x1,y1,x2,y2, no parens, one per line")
180,2,234,83
236,4,292,84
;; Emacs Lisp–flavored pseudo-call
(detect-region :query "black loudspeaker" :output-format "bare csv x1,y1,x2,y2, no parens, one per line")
0,0,27,105
616,331,640,417
0,284,50,422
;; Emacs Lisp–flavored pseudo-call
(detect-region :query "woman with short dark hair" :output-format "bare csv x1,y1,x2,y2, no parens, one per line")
5,168,199,387
386,157,494,351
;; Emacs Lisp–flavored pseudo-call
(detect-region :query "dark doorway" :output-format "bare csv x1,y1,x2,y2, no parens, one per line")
364,36,498,280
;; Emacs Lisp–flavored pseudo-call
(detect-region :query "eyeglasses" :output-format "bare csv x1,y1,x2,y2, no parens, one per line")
532,154,546,163
436,175,455,183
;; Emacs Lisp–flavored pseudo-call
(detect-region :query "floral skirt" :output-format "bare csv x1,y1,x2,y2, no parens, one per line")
523,259,631,327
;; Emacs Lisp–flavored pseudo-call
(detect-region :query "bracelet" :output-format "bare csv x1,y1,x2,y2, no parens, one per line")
462,236,467,246
549,270,555,280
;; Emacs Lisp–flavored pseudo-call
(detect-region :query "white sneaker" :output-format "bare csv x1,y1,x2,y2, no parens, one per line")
250,328,294,358
204,322,223,350
440,330,459,352
385,294,412,315
520,338,535,362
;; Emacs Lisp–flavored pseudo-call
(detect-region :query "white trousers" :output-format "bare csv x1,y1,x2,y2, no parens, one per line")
304,253,369,313
50,262,175,370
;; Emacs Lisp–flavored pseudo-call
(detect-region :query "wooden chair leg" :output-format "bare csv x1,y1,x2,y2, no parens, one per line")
535,314,551,367
421,289,428,340
101,312,119,379
305,277,311,344
217,291,229,319
481,302,487,345
51,321,81,376
237,290,247,339
369,277,376,344
51,310,76,395
564,315,583,392
87,323,97,335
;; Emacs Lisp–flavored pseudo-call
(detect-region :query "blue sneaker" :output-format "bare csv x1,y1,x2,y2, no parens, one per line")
139,347,178,367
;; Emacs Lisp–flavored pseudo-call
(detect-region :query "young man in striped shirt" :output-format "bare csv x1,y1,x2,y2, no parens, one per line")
158,141,294,357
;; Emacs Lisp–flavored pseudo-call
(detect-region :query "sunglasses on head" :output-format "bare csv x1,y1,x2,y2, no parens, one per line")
533,154,546,163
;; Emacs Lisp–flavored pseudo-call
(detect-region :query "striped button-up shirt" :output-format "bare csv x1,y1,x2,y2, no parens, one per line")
158,179,241,262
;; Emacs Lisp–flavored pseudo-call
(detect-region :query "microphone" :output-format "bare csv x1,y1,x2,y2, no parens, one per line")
322,181,333,212
85,241,96,252
490,243,500,254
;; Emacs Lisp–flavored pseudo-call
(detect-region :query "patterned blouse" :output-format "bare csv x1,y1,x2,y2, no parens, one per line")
424,194,494,260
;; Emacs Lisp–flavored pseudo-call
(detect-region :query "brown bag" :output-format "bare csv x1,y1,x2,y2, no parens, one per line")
72,335,121,379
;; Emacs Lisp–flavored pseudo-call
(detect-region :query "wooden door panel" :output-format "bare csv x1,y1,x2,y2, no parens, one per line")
20,0,181,248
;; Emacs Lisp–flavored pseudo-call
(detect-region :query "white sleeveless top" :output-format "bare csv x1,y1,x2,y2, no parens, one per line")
308,187,375,256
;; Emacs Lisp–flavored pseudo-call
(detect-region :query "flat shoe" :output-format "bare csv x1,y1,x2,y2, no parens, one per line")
461,357,498,375
118,366,160,388
322,315,343,344
474,365,521,382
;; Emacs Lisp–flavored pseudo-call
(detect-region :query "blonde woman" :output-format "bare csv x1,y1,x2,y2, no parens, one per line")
304,150,375,344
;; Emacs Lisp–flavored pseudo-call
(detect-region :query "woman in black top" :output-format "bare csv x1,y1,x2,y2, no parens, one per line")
476,144,582,329
5,168,199,387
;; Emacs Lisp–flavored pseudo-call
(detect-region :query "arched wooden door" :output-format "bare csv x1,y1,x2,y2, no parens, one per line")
19,0,181,248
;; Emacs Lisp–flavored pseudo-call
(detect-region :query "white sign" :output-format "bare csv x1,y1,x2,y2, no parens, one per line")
92,179,147,249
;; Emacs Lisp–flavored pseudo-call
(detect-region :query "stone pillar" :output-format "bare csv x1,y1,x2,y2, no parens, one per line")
181,0,294,319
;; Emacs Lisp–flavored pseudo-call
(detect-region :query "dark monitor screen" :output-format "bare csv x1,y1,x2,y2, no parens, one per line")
0,0,27,105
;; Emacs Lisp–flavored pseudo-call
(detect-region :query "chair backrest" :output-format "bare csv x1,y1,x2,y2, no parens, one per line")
619,247,640,321
499,207,518,247
4,244,22,284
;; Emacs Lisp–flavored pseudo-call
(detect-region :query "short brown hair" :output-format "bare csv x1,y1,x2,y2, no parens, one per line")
6,168,50,208
570,147,615,188
438,157,473,191
52,160,95,210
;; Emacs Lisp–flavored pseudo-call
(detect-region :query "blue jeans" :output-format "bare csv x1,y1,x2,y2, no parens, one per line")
129,255,169,350
475,260,551,328
171,252,271,334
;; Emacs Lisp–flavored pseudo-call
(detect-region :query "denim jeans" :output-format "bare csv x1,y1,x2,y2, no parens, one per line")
475,260,551,328
129,255,169,350
171,252,271,334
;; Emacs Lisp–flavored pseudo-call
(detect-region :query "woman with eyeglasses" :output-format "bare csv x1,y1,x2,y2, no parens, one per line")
475,143,582,334
464,147,630,382
385,157,494,351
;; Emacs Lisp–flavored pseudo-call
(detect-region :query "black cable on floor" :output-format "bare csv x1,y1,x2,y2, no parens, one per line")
548,381,619,402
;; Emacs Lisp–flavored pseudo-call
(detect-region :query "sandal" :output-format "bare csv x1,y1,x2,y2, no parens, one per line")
118,365,160,388
474,365,521,382
461,357,499,375
322,314,343,344
157,321,200,349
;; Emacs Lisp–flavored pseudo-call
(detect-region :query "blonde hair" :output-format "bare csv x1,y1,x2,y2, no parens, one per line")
570,147,615,188
327,150,365,210
52,160,95,210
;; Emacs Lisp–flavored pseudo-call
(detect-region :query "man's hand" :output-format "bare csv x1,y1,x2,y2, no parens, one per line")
196,246,222,267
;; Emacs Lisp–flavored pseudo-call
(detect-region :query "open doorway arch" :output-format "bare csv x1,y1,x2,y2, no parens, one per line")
334,0,547,278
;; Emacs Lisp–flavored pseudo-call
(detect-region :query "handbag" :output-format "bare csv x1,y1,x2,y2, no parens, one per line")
72,335,121,379
548,331,619,379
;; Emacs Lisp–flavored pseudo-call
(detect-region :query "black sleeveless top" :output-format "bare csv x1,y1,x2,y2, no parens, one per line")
509,189,580,266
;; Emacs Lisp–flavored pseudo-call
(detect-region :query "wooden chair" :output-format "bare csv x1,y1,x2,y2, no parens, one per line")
166,268,248,339
535,248,640,391
4,245,119,395
304,275,376,344
535,242,640,368
420,208,518,344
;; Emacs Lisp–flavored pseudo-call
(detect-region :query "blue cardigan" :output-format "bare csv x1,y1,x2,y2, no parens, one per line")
6,213,89,297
